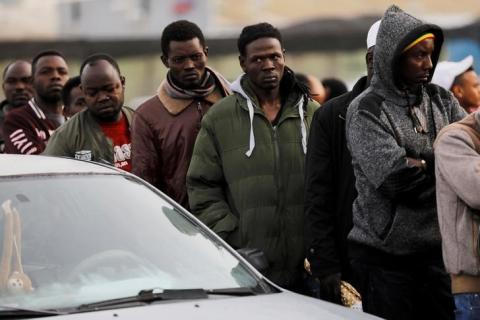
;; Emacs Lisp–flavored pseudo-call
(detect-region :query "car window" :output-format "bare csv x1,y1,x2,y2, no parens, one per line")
0,174,258,310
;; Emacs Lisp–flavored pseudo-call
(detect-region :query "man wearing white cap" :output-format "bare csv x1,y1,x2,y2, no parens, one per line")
303,19,380,304
432,55,480,113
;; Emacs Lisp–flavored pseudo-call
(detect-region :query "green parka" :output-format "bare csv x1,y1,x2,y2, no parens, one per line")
187,72,318,287
43,107,134,164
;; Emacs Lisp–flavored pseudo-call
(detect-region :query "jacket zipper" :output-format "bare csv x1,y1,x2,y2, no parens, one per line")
196,101,203,129
272,124,288,279
255,100,305,283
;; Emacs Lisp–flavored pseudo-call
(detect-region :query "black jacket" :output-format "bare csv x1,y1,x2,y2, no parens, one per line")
304,76,367,280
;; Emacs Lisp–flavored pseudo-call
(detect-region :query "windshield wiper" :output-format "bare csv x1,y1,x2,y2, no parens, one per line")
75,287,259,312
0,306,63,318
205,287,258,296
76,288,207,311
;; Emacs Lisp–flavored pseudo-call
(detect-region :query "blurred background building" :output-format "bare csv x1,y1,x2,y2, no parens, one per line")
1,0,479,105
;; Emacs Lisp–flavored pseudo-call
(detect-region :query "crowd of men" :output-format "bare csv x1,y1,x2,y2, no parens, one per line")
1,4,480,320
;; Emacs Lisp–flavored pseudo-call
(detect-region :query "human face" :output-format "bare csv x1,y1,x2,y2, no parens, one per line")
81,60,125,122
2,61,33,108
33,55,69,104
399,38,434,88
162,38,208,89
65,86,87,117
452,70,480,113
240,37,285,93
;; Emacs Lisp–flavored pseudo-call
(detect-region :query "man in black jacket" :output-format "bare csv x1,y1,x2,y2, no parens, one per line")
303,19,380,304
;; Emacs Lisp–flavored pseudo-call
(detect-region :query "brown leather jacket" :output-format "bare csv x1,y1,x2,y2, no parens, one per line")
132,74,230,209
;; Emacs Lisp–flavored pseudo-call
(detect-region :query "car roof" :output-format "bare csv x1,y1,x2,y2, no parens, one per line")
0,154,121,177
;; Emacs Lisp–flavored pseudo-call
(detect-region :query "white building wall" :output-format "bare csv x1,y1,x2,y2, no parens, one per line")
58,0,211,39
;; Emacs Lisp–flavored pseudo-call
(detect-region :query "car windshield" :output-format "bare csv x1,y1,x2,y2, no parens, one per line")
0,174,259,311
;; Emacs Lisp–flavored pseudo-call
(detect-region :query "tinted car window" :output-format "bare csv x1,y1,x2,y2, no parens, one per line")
0,174,258,310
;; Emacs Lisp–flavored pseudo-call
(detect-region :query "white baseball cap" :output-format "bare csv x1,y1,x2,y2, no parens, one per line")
366,20,381,49
431,55,474,90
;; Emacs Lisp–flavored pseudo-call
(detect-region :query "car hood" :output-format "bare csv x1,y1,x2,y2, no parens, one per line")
49,291,380,320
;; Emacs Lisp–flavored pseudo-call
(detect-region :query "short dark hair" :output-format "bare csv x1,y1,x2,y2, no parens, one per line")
31,50,66,76
452,66,475,88
62,76,81,107
79,53,121,77
237,22,283,56
161,20,206,57
322,77,348,100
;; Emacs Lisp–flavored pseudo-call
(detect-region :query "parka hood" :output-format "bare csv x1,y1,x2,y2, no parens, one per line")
371,5,444,103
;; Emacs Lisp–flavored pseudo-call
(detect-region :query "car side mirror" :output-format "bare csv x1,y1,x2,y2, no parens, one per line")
236,248,269,273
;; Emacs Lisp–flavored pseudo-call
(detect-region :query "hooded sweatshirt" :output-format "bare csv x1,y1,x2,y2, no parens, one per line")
187,69,318,287
345,5,466,258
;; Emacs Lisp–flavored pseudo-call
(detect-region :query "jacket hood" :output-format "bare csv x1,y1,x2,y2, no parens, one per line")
230,68,308,158
371,5,444,102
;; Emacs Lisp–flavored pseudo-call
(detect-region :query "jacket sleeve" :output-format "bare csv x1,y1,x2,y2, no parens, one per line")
3,112,44,154
186,116,238,240
304,106,341,278
347,103,434,204
131,113,160,187
435,130,480,209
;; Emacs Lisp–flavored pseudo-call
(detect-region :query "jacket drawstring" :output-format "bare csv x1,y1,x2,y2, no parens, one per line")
245,98,255,157
231,74,307,158
298,96,307,154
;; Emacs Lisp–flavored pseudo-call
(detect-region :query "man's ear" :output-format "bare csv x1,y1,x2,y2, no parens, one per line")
239,55,246,73
452,84,463,100
120,76,126,88
161,55,169,68
204,46,209,57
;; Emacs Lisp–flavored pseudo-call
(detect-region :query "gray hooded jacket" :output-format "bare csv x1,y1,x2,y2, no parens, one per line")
346,5,466,255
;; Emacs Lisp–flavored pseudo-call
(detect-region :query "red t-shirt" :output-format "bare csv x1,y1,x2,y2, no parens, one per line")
99,113,132,172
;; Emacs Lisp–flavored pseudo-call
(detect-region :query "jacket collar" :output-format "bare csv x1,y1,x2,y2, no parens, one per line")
231,70,309,157
84,106,134,128
231,68,303,116
156,67,231,115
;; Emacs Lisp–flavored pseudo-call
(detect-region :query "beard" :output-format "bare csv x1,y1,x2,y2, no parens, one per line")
36,87,63,104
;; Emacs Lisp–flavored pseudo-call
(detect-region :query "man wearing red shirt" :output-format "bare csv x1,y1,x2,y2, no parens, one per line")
44,54,134,171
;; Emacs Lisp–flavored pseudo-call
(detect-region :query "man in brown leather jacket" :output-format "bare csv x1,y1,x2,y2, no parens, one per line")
131,20,231,209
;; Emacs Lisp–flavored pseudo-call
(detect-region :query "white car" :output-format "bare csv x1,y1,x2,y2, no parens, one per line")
0,155,379,319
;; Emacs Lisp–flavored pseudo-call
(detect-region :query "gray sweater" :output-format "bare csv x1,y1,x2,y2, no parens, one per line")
345,5,466,255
